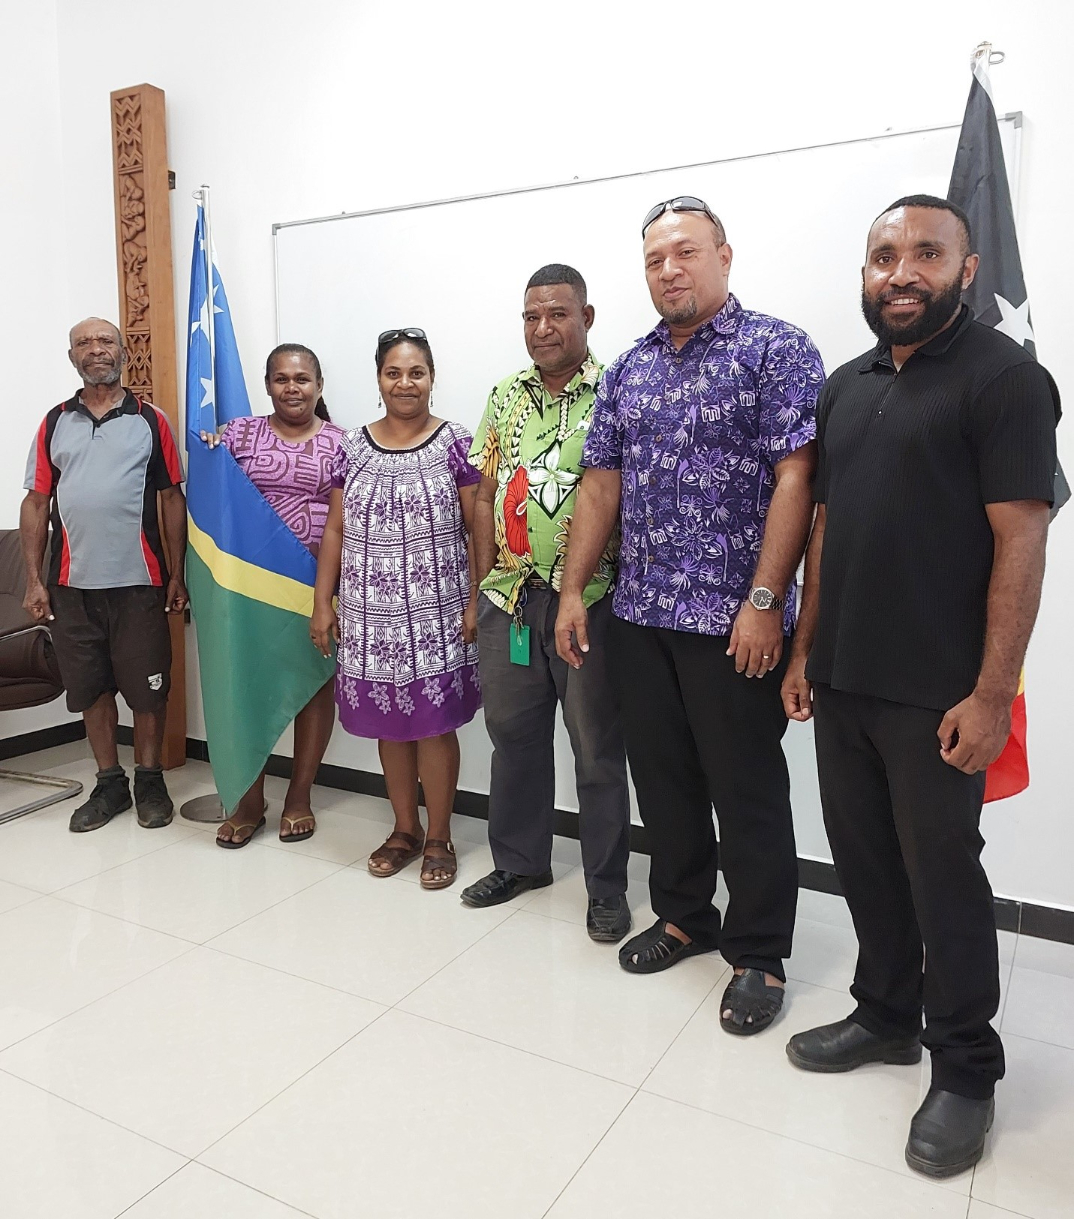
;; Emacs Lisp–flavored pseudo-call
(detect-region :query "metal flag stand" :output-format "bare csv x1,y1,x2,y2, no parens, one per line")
180,185,228,824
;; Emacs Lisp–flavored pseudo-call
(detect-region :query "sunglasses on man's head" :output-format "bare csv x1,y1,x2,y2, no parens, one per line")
641,196,722,237
377,327,427,347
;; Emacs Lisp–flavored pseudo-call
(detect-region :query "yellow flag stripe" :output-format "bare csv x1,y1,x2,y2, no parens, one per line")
187,516,315,616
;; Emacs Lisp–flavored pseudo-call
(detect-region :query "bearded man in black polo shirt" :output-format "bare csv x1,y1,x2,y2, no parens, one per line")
781,196,1060,1179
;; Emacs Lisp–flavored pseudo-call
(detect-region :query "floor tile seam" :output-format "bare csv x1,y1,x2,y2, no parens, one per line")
514,898,602,928
996,960,1016,1029
538,1081,646,1219
634,1084,972,1196
386,905,531,1008
0,891,51,921
113,1160,194,1218
38,826,205,894
392,1004,654,1090
191,1005,397,1163
179,858,353,945
0,1063,194,1161
0,942,200,1057
116,1161,325,1219
1003,960,1074,987
965,1196,1041,1219
994,1025,1074,1054
631,964,729,1093
0,876,52,900
35,888,205,946
198,940,395,1007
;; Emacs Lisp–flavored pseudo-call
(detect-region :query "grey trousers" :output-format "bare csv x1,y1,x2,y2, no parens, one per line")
477,590,631,899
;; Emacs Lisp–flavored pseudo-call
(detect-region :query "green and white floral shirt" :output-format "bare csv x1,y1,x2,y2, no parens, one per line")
469,353,617,613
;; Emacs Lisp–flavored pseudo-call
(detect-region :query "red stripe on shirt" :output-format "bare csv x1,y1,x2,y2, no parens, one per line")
152,405,183,484
58,527,71,586
140,531,163,586
32,419,53,493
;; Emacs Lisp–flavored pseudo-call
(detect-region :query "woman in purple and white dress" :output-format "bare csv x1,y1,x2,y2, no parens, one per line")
312,329,481,890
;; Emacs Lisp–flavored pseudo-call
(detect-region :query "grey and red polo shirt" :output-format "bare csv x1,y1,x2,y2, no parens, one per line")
24,389,184,589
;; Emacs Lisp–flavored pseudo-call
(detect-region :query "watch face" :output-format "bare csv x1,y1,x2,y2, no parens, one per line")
750,588,776,610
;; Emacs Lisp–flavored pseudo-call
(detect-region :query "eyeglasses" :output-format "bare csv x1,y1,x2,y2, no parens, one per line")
377,327,427,347
641,196,723,237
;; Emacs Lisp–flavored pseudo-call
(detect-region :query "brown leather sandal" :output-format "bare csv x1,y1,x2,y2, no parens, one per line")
420,839,458,890
368,829,425,877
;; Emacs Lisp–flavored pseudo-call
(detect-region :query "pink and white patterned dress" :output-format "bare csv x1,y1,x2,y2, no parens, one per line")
220,415,344,554
332,421,482,741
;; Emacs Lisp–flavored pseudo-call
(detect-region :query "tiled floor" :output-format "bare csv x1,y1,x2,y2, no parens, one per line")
1,741,1071,1219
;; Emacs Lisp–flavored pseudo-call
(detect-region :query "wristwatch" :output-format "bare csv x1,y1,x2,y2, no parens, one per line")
748,586,784,612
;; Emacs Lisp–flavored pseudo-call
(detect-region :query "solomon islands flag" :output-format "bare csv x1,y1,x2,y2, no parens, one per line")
947,53,1066,802
185,204,334,813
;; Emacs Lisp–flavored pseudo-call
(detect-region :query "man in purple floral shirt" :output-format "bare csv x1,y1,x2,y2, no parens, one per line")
556,198,824,1035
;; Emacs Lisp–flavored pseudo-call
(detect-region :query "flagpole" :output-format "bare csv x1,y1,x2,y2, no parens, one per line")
180,184,231,825
194,184,218,432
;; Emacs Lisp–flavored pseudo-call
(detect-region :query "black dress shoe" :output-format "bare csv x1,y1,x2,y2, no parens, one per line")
786,1017,922,1073
905,1087,994,1178
587,894,632,943
460,868,554,908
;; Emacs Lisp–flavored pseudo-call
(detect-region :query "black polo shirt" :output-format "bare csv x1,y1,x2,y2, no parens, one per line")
807,306,1060,711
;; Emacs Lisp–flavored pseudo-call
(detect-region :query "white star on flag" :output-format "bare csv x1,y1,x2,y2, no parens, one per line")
994,293,1035,348
190,278,224,338
199,376,215,409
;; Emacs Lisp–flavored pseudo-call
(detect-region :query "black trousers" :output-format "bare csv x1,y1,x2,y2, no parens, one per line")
813,684,1004,1099
609,617,798,980
478,591,631,899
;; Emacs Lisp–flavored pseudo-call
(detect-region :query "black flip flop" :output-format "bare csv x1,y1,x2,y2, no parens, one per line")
216,816,266,849
279,813,316,843
619,919,715,974
720,968,785,1035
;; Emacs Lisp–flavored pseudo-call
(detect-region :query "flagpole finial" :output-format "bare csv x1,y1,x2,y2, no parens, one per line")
971,41,1005,69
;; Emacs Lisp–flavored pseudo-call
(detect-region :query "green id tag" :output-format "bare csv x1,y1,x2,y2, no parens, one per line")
510,623,531,666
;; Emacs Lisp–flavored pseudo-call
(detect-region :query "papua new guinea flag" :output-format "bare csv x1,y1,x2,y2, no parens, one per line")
948,55,1064,802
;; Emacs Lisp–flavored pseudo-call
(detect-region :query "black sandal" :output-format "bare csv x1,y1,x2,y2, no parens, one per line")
216,815,266,849
720,968,785,1035
619,919,715,974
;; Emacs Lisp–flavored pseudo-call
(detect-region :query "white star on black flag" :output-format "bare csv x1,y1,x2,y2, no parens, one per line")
948,49,1068,513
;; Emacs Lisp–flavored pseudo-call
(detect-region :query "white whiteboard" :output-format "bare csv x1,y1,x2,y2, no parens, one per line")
274,117,1020,434
273,117,1021,836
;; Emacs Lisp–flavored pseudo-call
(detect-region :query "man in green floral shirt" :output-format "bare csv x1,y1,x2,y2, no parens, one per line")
461,264,631,943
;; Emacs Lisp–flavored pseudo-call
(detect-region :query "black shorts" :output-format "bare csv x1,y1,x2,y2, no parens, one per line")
48,586,172,713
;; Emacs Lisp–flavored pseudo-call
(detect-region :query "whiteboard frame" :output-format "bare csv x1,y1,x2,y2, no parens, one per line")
272,113,1023,340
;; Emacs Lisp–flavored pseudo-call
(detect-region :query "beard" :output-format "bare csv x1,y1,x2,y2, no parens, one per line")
81,363,122,387
860,272,965,347
657,294,699,326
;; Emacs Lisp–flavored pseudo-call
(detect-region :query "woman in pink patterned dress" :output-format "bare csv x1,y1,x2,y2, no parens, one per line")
204,344,344,848
311,330,481,889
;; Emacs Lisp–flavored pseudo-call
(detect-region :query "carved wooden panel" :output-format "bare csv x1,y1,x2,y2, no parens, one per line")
111,84,186,771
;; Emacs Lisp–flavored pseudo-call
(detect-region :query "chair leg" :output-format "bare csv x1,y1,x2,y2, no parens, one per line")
0,770,84,825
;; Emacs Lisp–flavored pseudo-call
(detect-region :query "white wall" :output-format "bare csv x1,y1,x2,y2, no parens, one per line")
0,0,80,740
6,0,1073,908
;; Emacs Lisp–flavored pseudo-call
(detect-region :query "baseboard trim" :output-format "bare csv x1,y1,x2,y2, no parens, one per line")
104,728,1074,946
0,719,86,762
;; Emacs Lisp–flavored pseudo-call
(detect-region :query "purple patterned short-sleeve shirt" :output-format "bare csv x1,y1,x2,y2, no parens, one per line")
583,294,824,635
220,415,344,553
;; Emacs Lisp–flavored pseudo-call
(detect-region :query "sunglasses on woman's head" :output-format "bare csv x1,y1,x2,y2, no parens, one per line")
641,196,722,237
377,327,427,347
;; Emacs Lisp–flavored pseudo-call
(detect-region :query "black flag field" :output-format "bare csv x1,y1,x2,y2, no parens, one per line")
948,50,1069,512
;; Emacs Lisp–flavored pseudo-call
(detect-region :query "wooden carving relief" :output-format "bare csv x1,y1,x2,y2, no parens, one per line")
110,84,186,771
112,92,153,396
